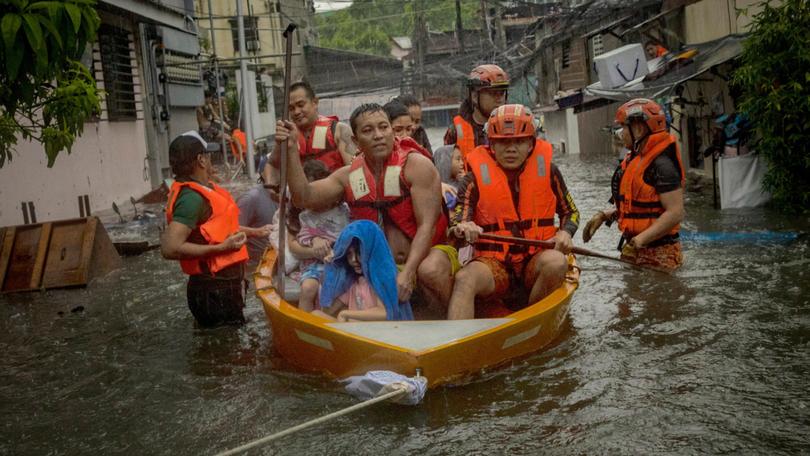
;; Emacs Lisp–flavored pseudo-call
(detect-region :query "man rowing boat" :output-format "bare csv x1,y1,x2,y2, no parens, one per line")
275,103,456,306
447,105,579,320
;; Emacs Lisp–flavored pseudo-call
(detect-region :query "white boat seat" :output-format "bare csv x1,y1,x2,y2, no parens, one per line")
326,319,512,351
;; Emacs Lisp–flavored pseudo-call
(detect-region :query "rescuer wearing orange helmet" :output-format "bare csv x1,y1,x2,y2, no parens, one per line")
582,98,685,271
447,105,580,320
444,64,510,164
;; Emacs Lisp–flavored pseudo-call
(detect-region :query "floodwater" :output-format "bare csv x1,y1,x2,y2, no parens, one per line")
2,131,809,455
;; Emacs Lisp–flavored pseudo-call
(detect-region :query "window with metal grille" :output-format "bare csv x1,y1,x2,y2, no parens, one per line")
229,16,261,53
98,25,137,121
591,34,604,57
562,40,571,68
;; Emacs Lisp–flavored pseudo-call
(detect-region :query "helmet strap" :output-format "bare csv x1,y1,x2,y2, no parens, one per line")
472,91,488,124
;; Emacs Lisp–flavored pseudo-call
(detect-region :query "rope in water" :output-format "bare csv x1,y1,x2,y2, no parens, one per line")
213,385,409,456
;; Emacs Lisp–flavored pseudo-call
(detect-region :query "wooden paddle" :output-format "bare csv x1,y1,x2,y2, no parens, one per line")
276,23,298,297
477,232,664,271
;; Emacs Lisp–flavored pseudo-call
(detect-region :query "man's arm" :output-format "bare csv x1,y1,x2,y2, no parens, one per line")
399,154,442,299
448,174,484,244
549,163,578,253
335,122,357,164
161,222,245,260
276,120,346,211
632,189,684,248
550,163,580,237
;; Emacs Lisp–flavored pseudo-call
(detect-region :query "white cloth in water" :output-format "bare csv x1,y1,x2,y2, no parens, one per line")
718,153,771,209
342,370,427,405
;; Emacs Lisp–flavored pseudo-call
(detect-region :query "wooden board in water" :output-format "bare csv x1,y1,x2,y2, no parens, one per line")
0,217,121,293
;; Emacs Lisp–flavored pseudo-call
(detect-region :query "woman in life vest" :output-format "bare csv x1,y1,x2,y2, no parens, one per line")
160,132,270,327
447,105,580,320
582,98,685,271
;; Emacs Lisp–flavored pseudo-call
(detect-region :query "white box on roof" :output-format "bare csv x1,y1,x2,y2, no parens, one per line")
594,44,648,89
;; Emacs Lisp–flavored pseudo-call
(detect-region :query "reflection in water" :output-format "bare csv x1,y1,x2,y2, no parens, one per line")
2,151,809,455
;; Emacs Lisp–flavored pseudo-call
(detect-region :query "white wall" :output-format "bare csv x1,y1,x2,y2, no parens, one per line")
684,0,764,44
317,89,400,121
0,120,151,226
0,23,151,227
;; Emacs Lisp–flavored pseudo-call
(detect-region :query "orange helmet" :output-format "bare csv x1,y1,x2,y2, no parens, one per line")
487,104,536,139
615,98,667,133
467,64,510,90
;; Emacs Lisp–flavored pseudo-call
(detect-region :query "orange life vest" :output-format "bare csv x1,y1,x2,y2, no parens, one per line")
467,140,557,264
166,180,249,275
344,137,447,245
297,115,344,173
617,131,685,238
230,128,247,159
452,115,477,164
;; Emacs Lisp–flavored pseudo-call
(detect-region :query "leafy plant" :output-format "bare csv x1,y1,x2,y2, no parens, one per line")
733,0,810,212
0,0,101,167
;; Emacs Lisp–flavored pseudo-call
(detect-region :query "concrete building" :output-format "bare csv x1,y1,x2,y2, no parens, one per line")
194,0,315,92
0,0,204,227
539,0,764,163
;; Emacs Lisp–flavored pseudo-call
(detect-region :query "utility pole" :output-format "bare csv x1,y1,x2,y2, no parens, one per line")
480,0,492,47
205,0,228,165
413,0,427,99
455,0,465,54
236,0,257,180
493,2,506,51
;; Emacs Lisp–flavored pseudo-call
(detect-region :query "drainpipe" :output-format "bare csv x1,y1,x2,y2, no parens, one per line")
206,0,229,165
236,0,257,180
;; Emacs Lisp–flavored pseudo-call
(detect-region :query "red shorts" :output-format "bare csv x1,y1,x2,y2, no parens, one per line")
474,254,543,299
622,241,684,271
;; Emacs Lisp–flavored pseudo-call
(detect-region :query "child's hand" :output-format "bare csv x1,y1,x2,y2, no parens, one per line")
323,249,335,263
311,238,331,260
337,311,349,322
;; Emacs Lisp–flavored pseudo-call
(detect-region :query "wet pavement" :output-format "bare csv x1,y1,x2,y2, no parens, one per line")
1,131,809,455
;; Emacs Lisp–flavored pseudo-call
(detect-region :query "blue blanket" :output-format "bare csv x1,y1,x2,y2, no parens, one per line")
319,220,414,321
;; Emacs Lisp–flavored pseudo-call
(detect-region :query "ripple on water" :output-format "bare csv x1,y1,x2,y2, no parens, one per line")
2,155,810,455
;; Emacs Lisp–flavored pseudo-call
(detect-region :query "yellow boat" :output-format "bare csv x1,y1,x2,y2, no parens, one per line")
254,248,580,388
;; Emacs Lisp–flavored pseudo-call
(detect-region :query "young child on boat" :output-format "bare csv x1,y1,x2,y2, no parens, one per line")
289,160,350,311
315,220,414,322
433,145,466,210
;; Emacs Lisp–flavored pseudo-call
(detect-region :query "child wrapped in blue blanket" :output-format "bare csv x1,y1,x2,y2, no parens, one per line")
314,220,414,322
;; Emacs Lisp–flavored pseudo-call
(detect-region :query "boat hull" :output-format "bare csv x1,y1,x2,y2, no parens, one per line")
255,249,579,387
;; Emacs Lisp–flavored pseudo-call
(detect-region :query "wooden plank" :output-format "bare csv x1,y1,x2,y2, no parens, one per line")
0,227,15,291
76,217,98,285
88,218,122,281
2,226,41,292
28,222,53,289
41,220,88,289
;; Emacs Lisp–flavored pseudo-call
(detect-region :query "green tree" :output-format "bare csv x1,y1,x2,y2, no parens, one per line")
0,0,101,168
316,0,478,56
733,0,810,212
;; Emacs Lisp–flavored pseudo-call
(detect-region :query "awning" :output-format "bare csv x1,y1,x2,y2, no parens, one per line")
100,0,189,30
584,34,746,102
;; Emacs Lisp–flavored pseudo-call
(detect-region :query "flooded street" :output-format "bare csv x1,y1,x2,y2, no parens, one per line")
2,136,809,455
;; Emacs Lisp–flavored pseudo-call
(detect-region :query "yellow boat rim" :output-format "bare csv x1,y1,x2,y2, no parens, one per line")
254,248,580,387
